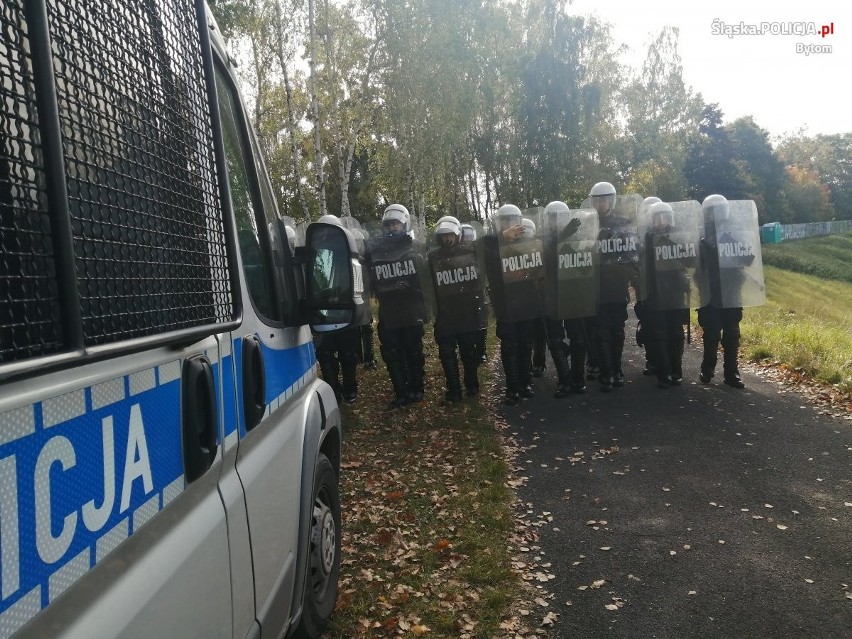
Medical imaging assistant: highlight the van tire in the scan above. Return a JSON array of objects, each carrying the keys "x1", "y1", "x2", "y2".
[{"x1": 293, "y1": 453, "x2": 341, "y2": 638}]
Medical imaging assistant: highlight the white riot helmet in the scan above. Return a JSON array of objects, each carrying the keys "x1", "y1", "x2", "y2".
[
  {"x1": 436, "y1": 215, "x2": 461, "y2": 227},
  {"x1": 640, "y1": 196, "x2": 662, "y2": 214},
  {"x1": 544, "y1": 201, "x2": 570, "y2": 216},
  {"x1": 494, "y1": 204, "x2": 522, "y2": 233},
  {"x1": 520, "y1": 217, "x2": 536, "y2": 240},
  {"x1": 460, "y1": 223, "x2": 476, "y2": 245},
  {"x1": 589, "y1": 181, "x2": 617, "y2": 214},
  {"x1": 648, "y1": 201, "x2": 674, "y2": 230},
  {"x1": 317, "y1": 214, "x2": 342, "y2": 226},
  {"x1": 434, "y1": 219, "x2": 461, "y2": 247},
  {"x1": 382, "y1": 203, "x2": 410, "y2": 236},
  {"x1": 702, "y1": 194, "x2": 729, "y2": 221}
]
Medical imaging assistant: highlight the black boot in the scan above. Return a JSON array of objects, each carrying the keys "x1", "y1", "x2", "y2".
[
  {"x1": 722, "y1": 338, "x2": 745, "y2": 388},
  {"x1": 439, "y1": 353, "x2": 463, "y2": 404},
  {"x1": 700, "y1": 336, "x2": 719, "y2": 384},
  {"x1": 461, "y1": 353, "x2": 480, "y2": 397},
  {"x1": 612, "y1": 338, "x2": 625, "y2": 388},
  {"x1": 386, "y1": 359, "x2": 410, "y2": 408},
  {"x1": 551, "y1": 343, "x2": 572, "y2": 399},
  {"x1": 654, "y1": 338, "x2": 672, "y2": 389},
  {"x1": 410, "y1": 353, "x2": 426, "y2": 402},
  {"x1": 341, "y1": 356, "x2": 358, "y2": 404},
  {"x1": 669, "y1": 336, "x2": 684, "y2": 386},
  {"x1": 361, "y1": 326, "x2": 376, "y2": 369},
  {"x1": 502, "y1": 353, "x2": 522, "y2": 406}
]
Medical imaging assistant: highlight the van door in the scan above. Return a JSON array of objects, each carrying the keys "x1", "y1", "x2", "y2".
[{"x1": 212, "y1": 57, "x2": 314, "y2": 637}]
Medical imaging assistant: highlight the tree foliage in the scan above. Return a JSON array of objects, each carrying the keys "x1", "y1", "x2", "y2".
[{"x1": 208, "y1": 0, "x2": 849, "y2": 226}]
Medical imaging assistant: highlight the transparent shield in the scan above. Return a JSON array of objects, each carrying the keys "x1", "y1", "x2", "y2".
[
  {"x1": 427, "y1": 245, "x2": 487, "y2": 333},
  {"x1": 596, "y1": 206, "x2": 640, "y2": 305},
  {"x1": 478, "y1": 213, "x2": 546, "y2": 322},
  {"x1": 716, "y1": 200, "x2": 766, "y2": 308},
  {"x1": 644, "y1": 201, "x2": 702, "y2": 310},
  {"x1": 367, "y1": 236, "x2": 433, "y2": 328},
  {"x1": 543, "y1": 208, "x2": 598, "y2": 319}
]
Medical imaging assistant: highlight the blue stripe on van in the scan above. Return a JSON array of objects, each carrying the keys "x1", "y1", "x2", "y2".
[
  {"x1": 0, "y1": 364, "x2": 185, "y2": 634},
  {"x1": 231, "y1": 337, "x2": 317, "y2": 440}
]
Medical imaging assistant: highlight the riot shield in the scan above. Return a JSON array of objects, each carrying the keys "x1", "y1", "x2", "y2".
[
  {"x1": 367, "y1": 235, "x2": 434, "y2": 328},
  {"x1": 596, "y1": 208, "x2": 640, "y2": 304},
  {"x1": 643, "y1": 201, "x2": 701, "y2": 311},
  {"x1": 543, "y1": 208, "x2": 599, "y2": 319},
  {"x1": 715, "y1": 200, "x2": 765, "y2": 308},
  {"x1": 478, "y1": 213, "x2": 548, "y2": 323},
  {"x1": 428, "y1": 245, "x2": 487, "y2": 333}
]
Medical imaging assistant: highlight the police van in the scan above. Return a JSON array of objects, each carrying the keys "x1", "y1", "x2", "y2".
[{"x1": 1, "y1": 1, "x2": 359, "y2": 637}]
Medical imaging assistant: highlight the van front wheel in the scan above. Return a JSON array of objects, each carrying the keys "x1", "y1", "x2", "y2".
[{"x1": 293, "y1": 453, "x2": 341, "y2": 638}]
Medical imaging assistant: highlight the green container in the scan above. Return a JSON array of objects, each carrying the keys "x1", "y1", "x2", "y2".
[{"x1": 761, "y1": 222, "x2": 783, "y2": 244}]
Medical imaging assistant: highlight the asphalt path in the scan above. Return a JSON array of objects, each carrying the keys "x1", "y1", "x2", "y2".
[{"x1": 501, "y1": 328, "x2": 851, "y2": 638}]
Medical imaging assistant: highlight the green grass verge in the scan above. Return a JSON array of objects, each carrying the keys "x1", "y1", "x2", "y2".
[{"x1": 737, "y1": 241, "x2": 852, "y2": 392}]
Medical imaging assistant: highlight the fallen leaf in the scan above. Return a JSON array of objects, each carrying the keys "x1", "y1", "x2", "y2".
[
  {"x1": 688, "y1": 590, "x2": 697, "y2": 595},
  {"x1": 591, "y1": 579, "x2": 606, "y2": 589},
  {"x1": 577, "y1": 585, "x2": 588, "y2": 591},
  {"x1": 777, "y1": 524, "x2": 788, "y2": 530},
  {"x1": 805, "y1": 579, "x2": 814, "y2": 584},
  {"x1": 600, "y1": 546, "x2": 612, "y2": 551},
  {"x1": 605, "y1": 604, "x2": 619, "y2": 611}
]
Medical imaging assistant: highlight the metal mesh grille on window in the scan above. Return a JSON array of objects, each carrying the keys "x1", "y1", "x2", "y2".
[
  {"x1": 47, "y1": 0, "x2": 233, "y2": 346},
  {"x1": 1, "y1": 2, "x2": 63, "y2": 364}
]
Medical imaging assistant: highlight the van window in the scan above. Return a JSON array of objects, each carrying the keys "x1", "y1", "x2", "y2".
[
  {"x1": 214, "y1": 66, "x2": 276, "y2": 319},
  {"x1": 1, "y1": 0, "x2": 235, "y2": 372}
]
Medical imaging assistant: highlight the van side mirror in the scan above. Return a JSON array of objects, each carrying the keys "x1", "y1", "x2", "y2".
[{"x1": 305, "y1": 223, "x2": 358, "y2": 332}]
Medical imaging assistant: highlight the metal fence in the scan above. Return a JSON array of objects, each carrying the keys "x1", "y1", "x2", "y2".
[{"x1": 780, "y1": 220, "x2": 852, "y2": 241}]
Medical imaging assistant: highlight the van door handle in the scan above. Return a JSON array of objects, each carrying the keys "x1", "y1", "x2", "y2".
[
  {"x1": 182, "y1": 356, "x2": 218, "y2": 483},
  {"x1": 242, "y1": 335, "x2": 266, "y2": 432}
]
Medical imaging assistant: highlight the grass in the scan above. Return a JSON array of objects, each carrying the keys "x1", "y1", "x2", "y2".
[
  {"x1": 760, "y1": 232, "x2": 852, "y2": 284},
  {"x1": 324, "y1": 335, "x2": 527, "y2": 638},
  {"x1": 732, "y1": 233, "x2": 852, "y2": 392}
]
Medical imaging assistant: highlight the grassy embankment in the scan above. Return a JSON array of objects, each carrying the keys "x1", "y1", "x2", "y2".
[{"x1": 738, "y1": 233, "x2": 852, "y2": 393}]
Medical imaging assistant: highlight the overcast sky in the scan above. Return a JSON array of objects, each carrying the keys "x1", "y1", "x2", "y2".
[{"x1": 567, "y1": 0, "x2": 850, "y2": 139}]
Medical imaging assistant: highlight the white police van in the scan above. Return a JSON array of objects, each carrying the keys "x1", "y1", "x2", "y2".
[{"x1": 0, "y1": 1, "x2": 359, "y2": 637}]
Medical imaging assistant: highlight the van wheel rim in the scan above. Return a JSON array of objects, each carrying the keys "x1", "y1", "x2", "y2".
[{"x1": 311, "y1": 493, "x2": 336, "y2": 585}]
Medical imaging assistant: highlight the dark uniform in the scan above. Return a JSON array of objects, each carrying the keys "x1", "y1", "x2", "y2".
[
  {"x1": 369, "y1": 232, "x2": 430, "y2": 406},
  {"x1": 428, "y1": 237, "x2": 484, "y2": 402}
]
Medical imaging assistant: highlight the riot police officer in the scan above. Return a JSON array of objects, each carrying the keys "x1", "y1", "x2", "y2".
[
  {"x1": 369, "y1": 204, "x2": 431, "y2": 407},
  {"x1": 589, "y1": 182, "x2": 639, "y2": 392},
  {"x1": 428, "y1": 218, "x2": 484, "y2": 403},
  {"x1": 541, "y1": 201, "x2": 594, "y2": 398},
  {"x1": 642, "y1": 202, "x2": 695, "y2": 388},
  {"x1": 481, "y1": 205, "x2": 544, "y2": 405},
  {"x1": 696, "y1": 194, "x2": 761, "y2": 388}
]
